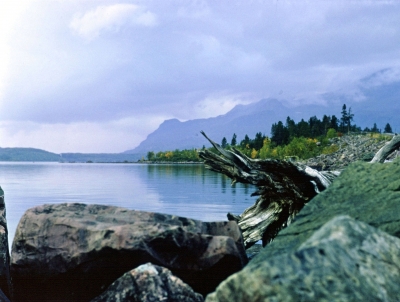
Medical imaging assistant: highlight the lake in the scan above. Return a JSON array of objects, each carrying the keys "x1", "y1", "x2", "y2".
[{"x1": 0, "y1": 162, "x2": 257, "y2": 248}]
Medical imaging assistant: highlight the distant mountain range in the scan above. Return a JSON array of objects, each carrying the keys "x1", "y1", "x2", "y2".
[
  {"x1": 124, "y1": 99, "x2": 328, "y2": 154},
  {"x1": 0, "y1": 147, "x2": 62, "y2": 162},
  {"x1": 0, "y1": 148, "x2": 141, "y2": 162},
  {"x1": 125, "y1": 79, "x2": 400, "y2": 154},
  {"x1": 2, "y1": 69, "x2": 399, "y2": 161}
]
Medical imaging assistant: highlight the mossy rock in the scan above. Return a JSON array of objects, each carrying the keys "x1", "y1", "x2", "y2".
[{"x1": 253, "y1": 157, "x2": 400, "y2": 262}]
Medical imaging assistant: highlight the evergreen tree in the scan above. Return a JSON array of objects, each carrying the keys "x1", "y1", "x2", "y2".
[
  {"x1": 271, "y1": 121, "x2": 289, "y2": 146},
  {"x1": 340, "y1": 104, "x2": 347, "y2": 132},
  {"x1": 241, "y1": 134, "x2": 251, "y2": 148},
  {"x1": 253, "y1": 132, "x2": 265, "y2": 150},
  {"x1": 297, "y1": 119, "x2": 311, "y2": 137},
  {"x1": 346, "y1": 107, "x2": 354, "y2": 133},
  {"x1": 286, "y1": 116, "x2": 297, "y2": 138},
  {"x1": 147, "y1": 151, "x2": 155, "y2": 161},
  {"x1": 231, "y1": 133, "x2": 237, "y2": 146},
  {"x1": 340, "y1": 104, "x2": 354, "y2": 133},
  {"x1": 330, "y1": 115, "x2": 339, "y2": 130},
  {"x1": 371, "y1": 123, "x2": 379, "y2": 133},
  {"x1": 221, "y1": 137, "x2": 227, "y2": 148},
  {"x1": 384, "y1": 123, "x2": 393, "y2": 133},
  {"x1": 322, "y1": 115, "x2": 331, "y2": 134}
]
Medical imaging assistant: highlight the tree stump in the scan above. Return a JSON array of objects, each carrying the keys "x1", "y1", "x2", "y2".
[{"x1": 199, "y1": 132, "x2": 400, "y2": 248}]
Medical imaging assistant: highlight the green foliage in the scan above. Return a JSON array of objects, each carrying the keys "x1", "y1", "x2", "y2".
[
  {"x1": 371, "y1": 123, "x2": 380, "y2": 133},
  {"x1": 231, "y1": 133, "x2": 237, "y2": 146},
  {"x1": 146, "y1": 148, "x2": 201, "y2": 162},
  {"x1": 0, "y1": 148, "x2": 61, "y2": 162},
  {"x1": 145, "y1": 104, "x2": 366, "y2": 163},
  {"x1": 147, "y1": 151, "x2": 155, "y2": 161},
  {"x1": 221, "y1": 137, "x2": 227, "y2": 148},
  {"x1": 340, "y1": 104, "x2": 354, "y2": 133},
  {"x1": 322, "y1": 144, "x2": 339, "y2": 154},
  {"x1": 271, "y1": 121, "x2": 289, "y2": 146},
  {"x1": 326, "y1": 128, "x2": 337, "y2": 139},
  {"x1": 384, "y1": 123, "x2": 393, "y2": 133}
]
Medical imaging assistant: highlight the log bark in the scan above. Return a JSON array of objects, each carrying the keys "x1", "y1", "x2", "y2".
[
  {"x1": 370, "y1": 134, "x2": 400, "y2": 163},
  {"x1": 198, "y1": 131, "x2": 339, "y2": 248},
  {"x1": 199, "y1": 132, "x2": 399, "y2": 248}
]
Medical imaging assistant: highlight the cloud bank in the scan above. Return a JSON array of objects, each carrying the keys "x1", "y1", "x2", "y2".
[{"x1": 0, "y1": 1, "x2": 400, "y2": 152}]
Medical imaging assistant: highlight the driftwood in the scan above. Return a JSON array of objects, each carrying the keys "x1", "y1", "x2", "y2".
[
  {"x1": 370, "y1": 134, "x2": 400, "y2": 163},
  {"x1": 199, "y1": 132, "x2": 400, "y2": 248}
]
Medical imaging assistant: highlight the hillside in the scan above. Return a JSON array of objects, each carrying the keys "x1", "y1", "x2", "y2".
[
  {"x1": 124, "y1": 99, "x2": 328, "y2": 154},
  {"x1": 0, "y1": 148, "x2": 142, "y2": 163},
  {"x1": 125, "y1": 82, "x2": 400, "y2": 155},
  {"x1": 0, "y1": 147, "x2": 61, "y2": 162},
  {"x1": 60, "y1": 153, "x2": 141, "y2": 163}
]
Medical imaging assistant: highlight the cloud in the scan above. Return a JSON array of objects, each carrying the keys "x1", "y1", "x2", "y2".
[
  {"x1": 70, "y1": 3, "x2": 157, "y2": 40},
  {"x1": 360, "y1": 67, "x2": 400, "y2": 88},
  {"x1": 2, "y1": 1, "x2": 400, "y2": 152},
  {"x1": 189, "y1": 93, "x2": 255, "y2": 119},
  {"x1": 0, "y1": 115, "x2": 165, "y2": 153}
]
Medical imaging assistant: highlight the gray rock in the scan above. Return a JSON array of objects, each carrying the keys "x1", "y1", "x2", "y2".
[
  {"x1": 255, "y1": 158, "x2": 400, "y2": 261},
  {"x1": 91, "y1": 263, "x2": 204, "y2": 302},
  {"x1": 302, "y1": 134, "x2": 391, "y2": 171},
  {"x1": 0, "y1": 187, "x2": 10, "y2": 300},
  {"x1": 11, "y1": 204, "x2": 247, "y2": 301},
  {"x1": 206, "y1": 159, "x2": 400, "y2": 301},
  {"x1": 206, "y1": 216, "x2": 400, "y2": 301}
]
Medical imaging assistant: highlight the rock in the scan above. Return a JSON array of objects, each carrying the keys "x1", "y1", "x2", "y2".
[
  {"x1": 302, "y1": 134, "x2": 392, "y2": 171},
  {"x1": 206, "y1": 159, "x2": 400, "y2": 301},
  {"x1": 0, "y1": 187, "x2": 11, "y2": 300},
  {"x1": 253, "y1": 158, "x2": 400, "y2": 260},
  {"x1": 11, "y1": 204, "x2": 247, "y2": 301},
  {"x1": 206, "y1": 216, "x2": 400, "y2": 301},
  {"x1": 244, "y1": 244, "x2": 262, "y2": 262},
  {"x1": 0, "y1": 289, "x2": 10, "y2": 302},
  {"x1": 91, "y1": 263, "x2": 204, "y2": 302}
]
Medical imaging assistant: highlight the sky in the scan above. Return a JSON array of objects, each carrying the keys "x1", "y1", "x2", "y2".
[{"x1": 1, "y1": 0, "x2": 400, "y2": 153}]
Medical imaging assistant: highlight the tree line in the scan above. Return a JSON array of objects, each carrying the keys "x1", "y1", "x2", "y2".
[{"x1": 145, "y1": 104, "x2": 394, "y2": 162}]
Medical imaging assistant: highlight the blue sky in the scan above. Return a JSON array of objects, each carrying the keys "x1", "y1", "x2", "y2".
[{"x1": 1, "y1": 0, "x2": 400, "y2": 152}]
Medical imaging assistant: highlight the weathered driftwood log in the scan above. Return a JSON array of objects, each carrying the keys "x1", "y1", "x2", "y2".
[
  {"x1": 199, "y1": 132, "x2": 400, "y2": 248},
  {"x1": 370, "y1": 134, "x2": 400, "y2": 163}
]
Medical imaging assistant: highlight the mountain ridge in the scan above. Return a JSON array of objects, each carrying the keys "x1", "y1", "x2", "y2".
[
  {"x1": 124, "y1": 78, "x2": 400, "y2": 155},
  {"x1": 124, "y1": 98, "x2": 330, "y2": 154}
]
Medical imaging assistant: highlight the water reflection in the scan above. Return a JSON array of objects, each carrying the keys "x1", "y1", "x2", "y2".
[{"x1": 0, "y1": 163, "x2": 257, "y2": 247}]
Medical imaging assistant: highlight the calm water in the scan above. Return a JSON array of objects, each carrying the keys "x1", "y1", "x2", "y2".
[{"x1": 0, "y1": 162, "x2": 257, "y2": 247}]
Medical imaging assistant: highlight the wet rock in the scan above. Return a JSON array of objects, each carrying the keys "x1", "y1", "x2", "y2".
[
  {"x1": 206, "y1": 216, "x2": 400, "y2": 301},
  {"x1": 0, "y1": 188, "x2": 11, "y2": 300},
  {"x1": 91, "y1": 263, "x2": 204, "y2": 302},
  {"x1": 11, "y1": 204, "x2": 247, "y2": 301}
]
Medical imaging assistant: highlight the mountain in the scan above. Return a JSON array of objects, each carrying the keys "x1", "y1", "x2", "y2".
[
  {"x1": 0, "y1": 148, "x2": 142, "y2": 162},
  {"x1": 60, "y1": 153, "x2": 141, "y2": 162},
  {"x1": 124, "y1": 98, "x2": 329, "y2": 154},
  {"x1": 125, "y1": 74, "x2": 400, "y2": 154},
  {"x1": 0, "y1": 147, "x2": 61, "y2": 162}
]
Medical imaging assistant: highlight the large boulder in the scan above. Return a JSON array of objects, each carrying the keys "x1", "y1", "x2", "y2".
[
  {"x1": 91, "y1": 263, "x2": 204, "y2": 302},
  {"x1": 206, "y1": 159, "x2": 400, "y2": 301},
  {"x1": 206, "y1": 215, "x2": 400, "y2": 301},
  {"x1": 253, "y1": 158, "x2": 400, "y2": 261},
  {"x1": 0, "y1": 187, "x2": 10, "y2": 300},
  {"x1": 11, "y1": 204, "x2": 247, "y2": 301}
]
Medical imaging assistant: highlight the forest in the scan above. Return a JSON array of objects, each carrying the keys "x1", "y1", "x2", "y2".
[{"x1": 145, "y1": 104, "x2": 394, "y2": 162}]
